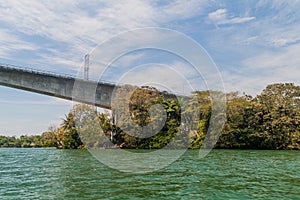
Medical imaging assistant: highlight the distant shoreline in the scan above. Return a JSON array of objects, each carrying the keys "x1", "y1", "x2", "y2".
[{"x1": 0, "y1": 146, "x2": 298, "y2": 150}]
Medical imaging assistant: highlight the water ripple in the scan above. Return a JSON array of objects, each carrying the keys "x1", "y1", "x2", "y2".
[{"x1": 0, "y1": 149, "x2": 299, "y2": 199}]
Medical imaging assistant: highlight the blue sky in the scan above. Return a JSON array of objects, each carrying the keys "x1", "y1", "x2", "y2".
[{"x1": 0, "y1": 0, "x2": 299, "y2": 136}]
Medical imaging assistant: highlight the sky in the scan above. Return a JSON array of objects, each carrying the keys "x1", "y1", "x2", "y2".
[{"x1": 0, "y1": 0, "x2": 300, "y2": 136}]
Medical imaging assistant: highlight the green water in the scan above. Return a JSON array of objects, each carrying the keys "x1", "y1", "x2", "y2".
[{"x1": 0, "y1": 149, "x2": 299, "y2": 200}]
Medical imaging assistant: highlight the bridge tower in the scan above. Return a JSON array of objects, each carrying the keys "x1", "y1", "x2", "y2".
[{"x1": 84, "y1": 54, "x2": 89, "y2": 80}]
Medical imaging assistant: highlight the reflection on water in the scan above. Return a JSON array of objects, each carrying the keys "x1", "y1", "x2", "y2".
[{"x1": 0, "y1": 149, "x2": 299, "y2": 199}]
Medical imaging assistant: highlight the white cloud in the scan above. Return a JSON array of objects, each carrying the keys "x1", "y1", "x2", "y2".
[
  {"x1": 208, "y1": 9, "x2": 227, "y2": 22},
  {"x1": 160, "y1": 0, "x2": 209, "y2": 21},
  {"x1": 0, "y1": 0, "x2": 209, "y2": 73},
  {"x1": 239, "y1": 36, "x2": 258, "y2": 45},
  {"x1": 0, "y1": 29, "x2": 38, "y2": 58},
  {"x1": 269, "y1": 34, "x2": 300, "y2": 47},
  {"x1": 228, "y1": 17, "x2": 256, "y2": 24},
  {"x1": 243, "y1": 43, "x2": 300, "y2": 71},
  {"x1": 105, "y1": 59, "x2": 211, "y2": 95},
  {"x1": 201, "y1": 2, "x2": 300, "y2": 96},
  {"x1": 0, "y1": 1, "x2": 153, "y2": 65},
  {"x1": 220, "y1": 41, "x2": 300, "y2": 95},
  {"x1": 256, "y1": 0, "x2": 300, "y2": 11},
  {"x1": 208, "y1": 8, "x2": 255, "y2": 25},
  {"x1": 222, "y1": 65, "x2": 300, "y2": 96},
  {"x1": 115, "y1": 63, "x2": 194, "y2": 94},
  {"x1": 252, "y1": 1, "x2": 300, "y2": 48}
]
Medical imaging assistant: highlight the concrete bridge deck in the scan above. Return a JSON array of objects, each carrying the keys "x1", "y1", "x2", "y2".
[{"x1": 0, "y1": 64, "x2": 116, "y2": 109}]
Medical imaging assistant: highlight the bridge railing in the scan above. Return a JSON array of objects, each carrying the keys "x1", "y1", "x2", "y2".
[
  {"x1": 0, "y1": 63, "x2": 184, "y2": 95},
  {"x1": 0, "y1": 62, "x2": 76, "y2": 79},
  {"x1": 0, "y1": 63, "x2": 118, "y2": 86}
]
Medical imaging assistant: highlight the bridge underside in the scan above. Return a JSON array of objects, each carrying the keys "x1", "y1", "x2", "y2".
[{"x1": 0, "y1": 65, "x2": 115, "y2": 109}]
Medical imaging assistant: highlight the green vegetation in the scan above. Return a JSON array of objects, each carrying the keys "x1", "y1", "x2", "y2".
[
  {"x1": 0, "y1": 83, "x2": 299, "y2": 150},
  {"x1": 0, "y1": 133, "x2": 56, "y2": 148}
]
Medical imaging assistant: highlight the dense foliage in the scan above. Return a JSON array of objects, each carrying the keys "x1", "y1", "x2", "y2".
[
  {"x1": 0, "y1": 83, "x2": 299, "y2": 150},
  {"x1": 216, "y1": 83, "x2": 300, "y2": 149},
  {"x1": 0, "y1": 133, "x2": 56, "y2": 148}
]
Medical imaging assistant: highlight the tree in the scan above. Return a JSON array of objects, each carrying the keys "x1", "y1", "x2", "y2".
[
  {"x1": 188, "y1": 91, "x2": 212, "y2": 149},
  {"x1": 252, "y1": 83, "x2": 300, "y2": 149},
  {"x1": 59, "y1": 108, "x2": 84, "y2": 149},
  {"x1": 216, "y1": 92, "x2": 253, "y2": 148}
]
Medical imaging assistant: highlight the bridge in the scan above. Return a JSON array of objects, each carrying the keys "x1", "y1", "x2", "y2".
[
  {"x1": 0, "y1": 64, "x2": 178, "y2": 110},
  {"x1": 0, "y1": 64, "x2": 116, "y2": 109}
]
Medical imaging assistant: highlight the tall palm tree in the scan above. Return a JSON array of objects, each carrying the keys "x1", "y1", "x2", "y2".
[{"x1": 61, "y1": 113, "x2": 75, "y2": 131}]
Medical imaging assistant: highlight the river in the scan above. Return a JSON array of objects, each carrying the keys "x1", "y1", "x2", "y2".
[{"x1": 0, "y1": 149, "x2": 299, "y2": 199}]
